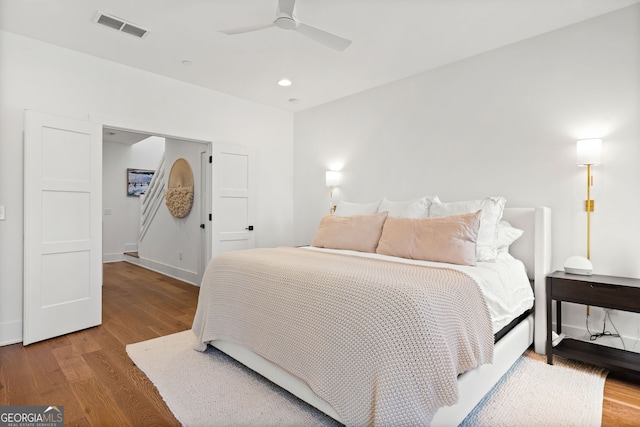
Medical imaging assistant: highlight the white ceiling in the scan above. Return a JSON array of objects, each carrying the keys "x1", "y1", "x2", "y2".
[
  {"x1": 1, "y1": 0, "x2": 638, "y2": 113},
  {"x1": 103, "y1": 127, "x2": 153, "y2": 145}
]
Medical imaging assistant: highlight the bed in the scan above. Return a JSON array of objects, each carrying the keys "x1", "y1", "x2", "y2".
[{"x1": 192, "y1": 204, "x2": 551, "y2": 426}]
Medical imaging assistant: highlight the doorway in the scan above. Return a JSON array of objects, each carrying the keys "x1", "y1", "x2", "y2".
[{"x1": 102, "y1": 126, "x2": 212, "y2": 286}]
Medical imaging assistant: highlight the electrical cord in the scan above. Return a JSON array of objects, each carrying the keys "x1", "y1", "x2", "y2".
[{"x1": 586, "y1": 310, "x2": 625, "y2": 350}]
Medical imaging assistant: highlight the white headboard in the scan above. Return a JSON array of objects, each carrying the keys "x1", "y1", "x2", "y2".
[{"x1": 502, "y1": 207, "x2": 552, "y2": 354}]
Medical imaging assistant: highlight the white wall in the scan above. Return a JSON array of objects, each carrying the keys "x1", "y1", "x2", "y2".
[
  {"x1": 103, "y1": 136, "x2": 165, "y2": 262},
  {"x1": 294, "y1": 6, "x2": 640, "y2": 346},
  {"x1": 137, "y1": 138, "x2": 207, "y2": 285},
  {"x1": 0, "y1": 31, "x2": 294, "y2": 345}
]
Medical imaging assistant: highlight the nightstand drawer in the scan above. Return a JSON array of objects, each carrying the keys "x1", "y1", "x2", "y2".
[{"x1": 551, "y1": 277, "x2": 640, "y2": 313}]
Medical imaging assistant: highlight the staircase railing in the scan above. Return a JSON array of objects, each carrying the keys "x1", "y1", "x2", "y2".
[{"x1": 139, "y1": 153, "x2": 166, "y2": 242}]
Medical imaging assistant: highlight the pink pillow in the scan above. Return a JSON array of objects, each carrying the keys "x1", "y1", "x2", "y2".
[
  {"x1": 311, "y1": 211, "x2": 389, "y2": 253},
  {"x1": 376, "y1": 211, "x2": 480, "y2": 266}
]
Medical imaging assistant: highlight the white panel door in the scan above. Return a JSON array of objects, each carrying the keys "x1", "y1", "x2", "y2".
[
  {"x1": 212, "y1": 143, "x2": 255, "y2": 255},
  {"x1": 23, "y1": 110, "x2": 102, "y2": 345}
]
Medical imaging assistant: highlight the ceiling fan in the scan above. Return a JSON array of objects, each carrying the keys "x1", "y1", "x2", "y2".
[{"x1": 220, "y1": 0, "x2": 352, "y2": 52}]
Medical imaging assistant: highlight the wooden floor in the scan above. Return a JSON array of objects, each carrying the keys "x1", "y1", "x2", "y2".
[
  {"x1": 1, "y1": 261, "x2": 639, "y2": 426},
  {"x1": 0, "y1": 262, "x2": 199, "y2": 426}
]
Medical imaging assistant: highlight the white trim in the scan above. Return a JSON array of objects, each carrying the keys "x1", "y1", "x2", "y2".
[
  {"x1": 89, "y1": 113, "x2": 212, "y2": 145},
  {"x1": 0, "y1": 320, "x2": 22, "y2": 346},
  {"x1": 103, "y1": 253, "x2": 124, "y2": 263},
  {"x1": 125, "y1": 256, "x2": 200, "y2": 287}
]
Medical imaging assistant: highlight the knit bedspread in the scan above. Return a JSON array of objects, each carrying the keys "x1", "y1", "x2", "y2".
[{"x1": 192, "y1": 247, "x2": 493, "y2": 426}]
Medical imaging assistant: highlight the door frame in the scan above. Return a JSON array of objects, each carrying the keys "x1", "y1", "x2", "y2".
[
  {"x1": 92, "y1": 114, "x2": 213, "y2": 279},
  {"x1": 199, "y1": 149, "x2": 212, "y2": 283}
]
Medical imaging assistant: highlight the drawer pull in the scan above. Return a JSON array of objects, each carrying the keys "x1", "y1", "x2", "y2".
[{"x1": 589, "y1": 284, "x2": 622, "y2": 290}]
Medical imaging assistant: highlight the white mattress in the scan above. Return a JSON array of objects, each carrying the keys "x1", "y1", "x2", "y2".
[{"x1": 302, "y1": 246, "x2": 534, "y2": 333}]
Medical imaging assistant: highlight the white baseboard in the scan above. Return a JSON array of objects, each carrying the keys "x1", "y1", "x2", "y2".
[
  {"x1": 103, "y1": 252, "x2": 125, "y2": 263},
  {"x1": 0, "y1": 319, "x2": 23, "y2": 346},
  {"x1": 125, "y1": 256, "x2": 199, "y2": 286}
]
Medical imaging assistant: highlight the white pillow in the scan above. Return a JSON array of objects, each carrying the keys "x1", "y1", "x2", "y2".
[
  {"x1": 334, "y1": 200, "x2": 381, "y2": 217},
  {"x1": 429, "y1": 197, "x2": 506, "y2": 262},
  {"x1": 377, "y1": 197, "x2": 434, "y2": 218},
  {"x1": 497, "y1": 220, "x2": 524, "y2": 254}
]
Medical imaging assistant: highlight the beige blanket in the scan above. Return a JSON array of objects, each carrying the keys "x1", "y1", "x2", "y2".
[{"x1": 192, "y1": 247, "x2": 493, "y2": 426}]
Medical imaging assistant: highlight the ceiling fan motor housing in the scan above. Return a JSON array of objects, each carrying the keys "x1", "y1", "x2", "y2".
[{"x1": 275, "y1": 16, "x2": 297, "y2": 30}]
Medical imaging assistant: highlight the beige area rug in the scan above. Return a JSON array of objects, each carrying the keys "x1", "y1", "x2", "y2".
[
  {"x1": 126, "y1": 330, "x2": 607, "y2": 427},
  {"x1": 460, "y1": 351, "x2": 607, "y2": 427}
]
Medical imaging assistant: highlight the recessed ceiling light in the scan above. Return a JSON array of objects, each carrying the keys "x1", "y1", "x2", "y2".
[
  {"x1": 182, "y1": 60, "x2": 192, "y2": 66},
  {"x1": 278, "y1": 79, "x2": 292, "y2": 87},
  {"x1": 288, "y1": 98, "x2": 300, "y2": 104}
]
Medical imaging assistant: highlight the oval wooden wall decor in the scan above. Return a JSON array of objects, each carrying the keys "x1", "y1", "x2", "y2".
[{"x1": 165, "y1": 158, "x2": 194, "y2": 218}]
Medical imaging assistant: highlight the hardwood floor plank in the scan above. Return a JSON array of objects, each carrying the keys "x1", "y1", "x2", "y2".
[
  {"x1": 51, "y1": 342, "x2": 94, "y2": 383},
  {"x1": 23, "y1": 339, "x2": 67, "y2": 395},
  {"x1": 82, "y1": 347, "x2": 179, "y2": 426},
  {"x1": 72, "y1": 321, "x2": 123, "y2": 351},
  {"x1": 65, "y1": 416, "x2": 92, "y2": 427},
  {"x1": 604, "y1": 377, "x2": 640, "y2": 409},
  {"x1": 33, "y1": 383, "x2": 86, "y2": 425},
  {"x1": 0, "y1": 345, "x2": 41, "y2": 402},
  {"x1": 602, "y1": 376, "x2": 640, "y2": 427},
  {"x1": 70, "y1": 377, "x2": 132, "y2": 427},
  {"x1": 102, "y1": 315, "x2": 159, "y2": 346}
]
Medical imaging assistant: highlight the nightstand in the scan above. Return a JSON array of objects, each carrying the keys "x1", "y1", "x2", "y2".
[{"x1": 546, "y1": 271, "x2": 640, "y2": 378}]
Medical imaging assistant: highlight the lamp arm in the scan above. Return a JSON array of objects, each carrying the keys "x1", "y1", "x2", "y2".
[{"x1": 329, "y1": 185, "x2": 335, "y2": 214}]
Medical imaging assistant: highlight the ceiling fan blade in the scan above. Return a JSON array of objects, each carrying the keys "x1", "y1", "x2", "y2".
[
  {"x1": 296, "y1": 23, "x2": 352, "y2": 52},
  {"x1": 277, "y1": 0, "x2": 296, "y2": 17},
  {"x1": 220, "y1": 23, "x2": 275, "y2": 36}
]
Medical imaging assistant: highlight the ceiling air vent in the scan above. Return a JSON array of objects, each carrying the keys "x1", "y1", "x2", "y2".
[{"x1": 94, "y1": 12, "x2": 149, "y2": 38}]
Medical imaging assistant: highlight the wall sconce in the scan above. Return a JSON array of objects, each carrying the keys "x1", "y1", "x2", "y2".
[
  {"x1": 565, "y1": 139, "x2": 602, "y2": 277},
  {"x1": 325, "y1": 171, "x2": 341, "y2": 214}
]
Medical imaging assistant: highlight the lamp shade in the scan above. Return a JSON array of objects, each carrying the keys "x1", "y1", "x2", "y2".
[
  {"x1": 576, "y1": 139, "x2": 602, "y2": 166},
  {"x1": 325, "y1": 171, "x2": 341, "y2": 187}
]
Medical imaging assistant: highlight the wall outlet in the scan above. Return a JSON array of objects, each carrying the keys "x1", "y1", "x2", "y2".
[
  {"x1": 0, "y1": 205, "x2": 5, "y2": 220},
  {"x1": 104, "y1": 208, "x2": 112, "y2": 215}
]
